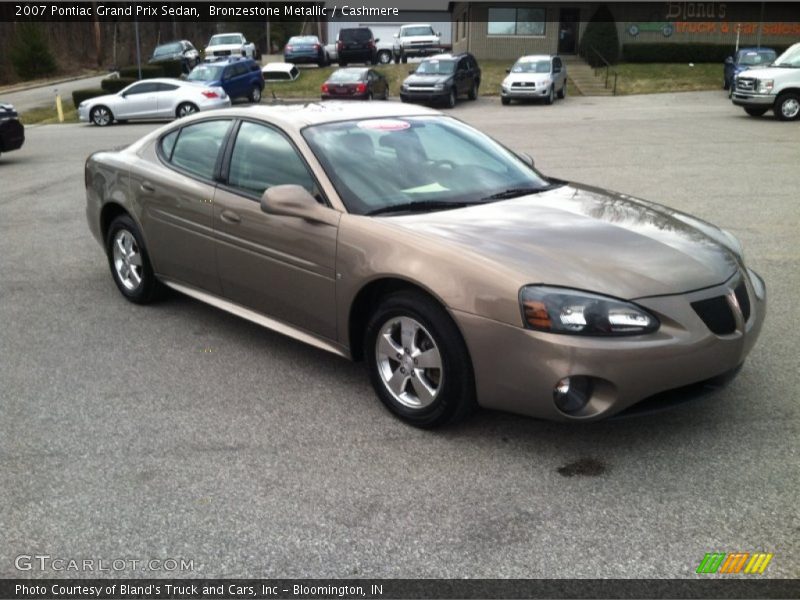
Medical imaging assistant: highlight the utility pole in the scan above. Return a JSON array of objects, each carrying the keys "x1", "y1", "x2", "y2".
[{"x1": 134, "y1": 17, "x2": 142, "y2": 79}]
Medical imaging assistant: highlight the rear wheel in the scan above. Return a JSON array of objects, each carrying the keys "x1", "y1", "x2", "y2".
[
  {"x1": 377, "y1": 50, "x2": 392, "y2": 64},
  {"x1": 364, "y1": 291, "x2": 476, "y2": 428},
  {"x1": 90, "y1": 105, "x2": 113, "y2": 127},
  {"x1": 775, "y1": 92, "x2": 800, "y2": 121},
  {"x1": 744, "y1": 107, "x2": 769, "y2": 117},
  {"x1": 557, "y1": 81, "x2": 567, "y2": 99},
  {"x1": 105, "y1": 215, "x2": 163, "y2": 304},
  {"x1": 176, "y1": 102, "x2": 198, "y2": 118}
]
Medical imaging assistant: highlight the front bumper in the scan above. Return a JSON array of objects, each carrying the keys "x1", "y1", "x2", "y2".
[
  {"x1": 453, "y1": 269, "x2": 766, "y2": 421},
  {"x1": 400, "y1": 89, "x2": 448, "y2": 104},
  {"x1": 731, "y1": 92, "x2": 774, "y2": 107},
  {"x1": 501, "y1": 86, "x2": 550, "y2": 99}
]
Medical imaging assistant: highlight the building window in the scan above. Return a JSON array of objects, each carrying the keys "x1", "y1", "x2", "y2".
[{"x1": 487, "y1": 7, "x2": 546, "y2": 36}]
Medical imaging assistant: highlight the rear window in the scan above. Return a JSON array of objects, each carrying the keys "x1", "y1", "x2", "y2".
[
  {"x1": 329, "y1": 70, "x2": 366, "y2": 83},
  {"x1": 340, "y1": 29, "x2": 372, "y2": 42}
]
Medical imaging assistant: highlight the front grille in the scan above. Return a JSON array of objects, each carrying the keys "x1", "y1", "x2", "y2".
[
  {"x1": 512, "y1": 82, "x2": 536, "y2": 88},
  {"x1": 734, "y1": 280, "x2": 751, "y2": 322},
  {"x1": 691, "y1": 296, "x2": 736, "y2": 335},
  {"x1": 736, "y1": 77, "x2": 756, "y2": 91}
]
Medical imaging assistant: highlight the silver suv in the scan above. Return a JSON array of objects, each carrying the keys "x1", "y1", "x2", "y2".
[
  {"x1": 501, "y1": 55, "x2": 567, "y2": 105},
  {"x1": 731, "y1": 42, "x2": 800, "y2": 121}
]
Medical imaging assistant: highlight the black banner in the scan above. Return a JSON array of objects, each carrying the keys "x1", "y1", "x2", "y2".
[{"x1": 1, "y1": 579, "x2": 799, "y2": 600}]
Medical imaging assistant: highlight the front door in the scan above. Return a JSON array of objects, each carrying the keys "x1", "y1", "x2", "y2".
[
  {"x1": 558, "y1": 9, "x2": 580, "y2": 54},
  {"x1": 117, "y1": 81, "x2": 159, "y2": 119},
  {"x1": 213, "y1": 120, "x2": 340, "y2": 340}
]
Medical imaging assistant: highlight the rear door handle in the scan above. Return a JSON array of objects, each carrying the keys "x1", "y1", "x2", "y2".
[
  {"x1": 140, "y1": 181, "x2": 155, "y2": 193},
  {"x1": 220, "y1": 209, "x2": 241, "y2": 224}
]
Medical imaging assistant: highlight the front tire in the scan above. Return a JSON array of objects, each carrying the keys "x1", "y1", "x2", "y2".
[
  {"x1": 90, "y1": 105, "x2": 113, "y2": 127},
  {"x1": 364, "y1": 291, "x2": 476, "y2": 428},
  {"x1": 557, "y1": 81, "x2": 567, "y2": 99},
  {"x1": 445, "y1": 87, "x2": 457, "y2": 109},
  {"x1": 249, "y1": 85, "x2": 262, "y2": 103},
  {"x1": 744, "y1": 107, "x2": 769, "y2": 117},
  {"x1": 377, "y1": 50, "x2": 392, "y2": 64},
  {"x1": 105, "y1": 215, "x2": 163, "y2": 304},
  {"x1": 176, "y1": 102, "x2": 198, "y2": 118},
  {"x1": 545, "y1": 85, "x2": 555, "y2": 105},
  {"x1": 775, "y1": 92, "x2": 800, "y2": 121},
  {"x1": 501, "y1": 96, "x2": 511, "y2": 106},
  {"x1": 468, "y1": 81, "x2": 479, "y2": 100}
]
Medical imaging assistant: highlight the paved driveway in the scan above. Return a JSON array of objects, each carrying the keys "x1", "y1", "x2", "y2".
[{"x1": 1, "y1": 91, "x2": 798, "y2": 579}]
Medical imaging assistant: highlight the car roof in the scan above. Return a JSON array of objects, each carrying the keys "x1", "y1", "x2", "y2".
[
  {"x1": 517, "y1": 54, "x2": 553, "y2": 62},
  {"x1": 263, "y1": 62, "x2": 297, "y2": 72},
  {"x1": 211, "y1": 32, "x2": 243, "y2": 37},
  {"x1": 181, "y1": 102, "x2": 439, "y2": 132}
]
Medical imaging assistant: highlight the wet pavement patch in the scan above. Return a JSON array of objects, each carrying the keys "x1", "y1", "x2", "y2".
[{"x1": 557, "y1": 458, "x2": 607, "y2": 477}]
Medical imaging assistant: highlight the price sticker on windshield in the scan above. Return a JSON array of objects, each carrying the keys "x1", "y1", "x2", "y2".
[{"x1": 357, "y1": 119, "x2": 411, "y2": 132}]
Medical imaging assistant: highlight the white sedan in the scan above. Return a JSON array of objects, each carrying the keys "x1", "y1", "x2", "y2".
[{"x1": 78, "y1": 79, "x2": 231, "y2": 126}]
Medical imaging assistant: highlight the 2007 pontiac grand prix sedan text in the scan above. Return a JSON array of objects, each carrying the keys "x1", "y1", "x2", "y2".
[{"x1": 84, "y1": 103, "x2": 765, "y2": 427}]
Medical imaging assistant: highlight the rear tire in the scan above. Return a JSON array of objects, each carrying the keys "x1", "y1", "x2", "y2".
[
  {"x1": 557, "y1": 82, "x2": 567, "y2": 99},
  {"x1": 105, "y1": 214, "x2": 164, "y2": 304},
  {"x1": 744, "y1": 107, "x2": 768, "y2": 117},
  {"x1": 377, "y1": 50, "x2": 392, "y2": 64},
  {"x1": 775, "y1": 92, "x2": 800, "y2": 121},
  {"x1": 364, "y1": 291, "x2": 476, "y2": 428},
  {"x1": 176, "y1": 102, "x2": 198, "y2": 118}
]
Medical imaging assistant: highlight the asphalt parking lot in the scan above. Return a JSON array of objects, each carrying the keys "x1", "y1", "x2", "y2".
[{"x1": 1, "y1": 91, "x2": 798, "y2": 579}]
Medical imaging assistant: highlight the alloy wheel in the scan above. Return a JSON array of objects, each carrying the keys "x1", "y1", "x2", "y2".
[
  {"x1": 178, "y1": 103, "x2": 197, "y2": 117},
  {"x1": 112, "y1": 230, "x2": 143, "y2": 291},
  {"x1": 91, "y1": 107, "x2": 111, "y2": 126}
]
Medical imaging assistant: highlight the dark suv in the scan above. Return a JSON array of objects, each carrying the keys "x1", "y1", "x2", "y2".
[
  {"x1": 337, "y1": 28, "x2": 378, "y2": 66},
  {"x1": 400, "y1": 53, "x2": 481, "y2": 108},
  {"x1": 187, "y1": 57, "x2": 265, "y2": 103}
]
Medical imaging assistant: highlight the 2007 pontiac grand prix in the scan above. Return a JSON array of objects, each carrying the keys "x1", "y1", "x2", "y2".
[{"x1": 85, "y1": 103, "x2": 765, "y2": 427}]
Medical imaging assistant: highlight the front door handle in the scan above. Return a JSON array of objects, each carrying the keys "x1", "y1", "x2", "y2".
[
  {"x1": 220, "y1": 209, "x2": 241, "y2": 224},
  {"x1": 140, "y1": 181, "x2": 155, "y2": 193}
]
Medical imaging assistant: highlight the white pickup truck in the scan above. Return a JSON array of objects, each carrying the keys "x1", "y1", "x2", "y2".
[
  {"x1": 204, "y1": 33, "x2": 258, "y2": 61},
  {"x1": 731, "y1": 42, "x2": 800, "y2": 121},
  {"x1": 393, "y1": 24, "x2": 443, "y2": 63}
]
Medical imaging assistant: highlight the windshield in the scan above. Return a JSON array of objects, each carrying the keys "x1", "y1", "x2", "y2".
[
  {"x1": 302, "y1": 116, "x2": 552, "y2": 215},
  {"x1": 154, "y1": 42, "x2": 182, "y2": 57},
  {"x1": 209, "y1": 34, "x2": 242, "y2": 46},
  {"x1": 737, "y1": 50, "x2": 776, "y2": 65},
  {"x1": 329, "y1": 70, "x2": 365, "y2": 83},
  {"x1": 187, "y1": 64, "x2": 224, "y2": 81},
  {"x1": 415, "y1": 59, "x2": 455, "y2": 75},
  {"x1": 774, "y1": 44, "x2": 800, "y2": 67},
  {"x1": 511, "y1": 59, "x2": 551, "y2": 74},
  {"x1": 401, "y1": 26, "x2": 434, "y2": 37}
]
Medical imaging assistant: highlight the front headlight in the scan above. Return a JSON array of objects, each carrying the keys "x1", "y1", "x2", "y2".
[
  {"x1": 757, "y1": 79, "x2": 774, "y2": 93},
  {"x1": 520, "y1": 286, "x2": 660, "y2": 336}
]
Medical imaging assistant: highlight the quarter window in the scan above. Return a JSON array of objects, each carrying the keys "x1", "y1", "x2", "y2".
[
  {"x1": 488, "y1": 7, "x2": 546, "y2": 36},
  {"x1": 227, "y1": 121, "x2": 315, "y2": 196},
  {"x1": 168, "y1": 120, "x2": 232, "y2": 180}
]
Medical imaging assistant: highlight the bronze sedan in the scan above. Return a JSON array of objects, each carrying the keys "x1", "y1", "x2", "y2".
[{"x1": 85, "y1": 103, "x2": 766, "y2": 427}]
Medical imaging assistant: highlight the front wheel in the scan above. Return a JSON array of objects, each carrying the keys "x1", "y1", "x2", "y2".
[
  {"x1": 364, "y1": 291, "x2": 476, "y2": 428},
  {"x1": 377, "y1": 50, "x2": 392, "y2": 64},
  {"x1": 445, "y1": 88, "x2": 457, "y2": 109},
  {"x1": 775, "y1": 92, "x2": 800, "y2": 121},
  {"x1": 545, "y1": 85, "x2": 555, "y2": 105},
  {"x1": 501, "y1": 96, "x2": 511, "y2": 106},
  {"x1": 176, "y1": 102, "x2": 198, "y2": 118},
  {"x1": 744, "y1": 107, "x2": 769, "y2": 117},
  {"x1": 105, "y1": 215, "x2": 163, "y2": 304},
  {"x1": 468, "y1": 81, "x2": 479, "y2": 100},
  {"x1": 249, "y1": 85, "x2": 262, "y2": 103},
  {"x1": 90, "y1": 105, "x2": 113, "y2": 127}
]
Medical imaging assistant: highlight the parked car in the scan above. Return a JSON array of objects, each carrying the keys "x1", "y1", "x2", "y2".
[
  {"x1": 500, "y1": 55, "x2": 567, "y2": 105},
  {"x1": 84, "y1": 103, "x2": 765, "y2": 426},
  {"x1": 326, "y1": 38, "x2": 394, "y2": 66},
  {"x1": 284, "y1": 35, "x2": 328, "y2": 67},
  {"x1": 321, "y1": 68, "x2": 388, "y2": 100},
  {"x1": 337, "y1": 27, "x2": 378, "y2": 66},
  {"x1": 262, "y1": 62, "x2": 300, "y2": 82},
  {"x1": 77, "y1": 79, "x2": 230, "y2": 126},
  {"x1": 724, "y1": 47, "x2": 776, "y2": 90},
  {"x1": 187, "y1": 58, "x2": 264, "y2": 103},
  {"x1": 400, "y1": 53, "x2": 480, "y2": 108},
  {"x1": 204, "y1": 33, "x2": 257, "y2": 61},
  {"x1": 731, "y1": 42, "x2": 800, "y2": 120},
  {"x1": 0, "y1": 101, "x2": 25, "y2": 157},
  {"x1": 393, "y1": 23, "x2": 442, "y2": 63},
  {"x1": 149, "y1": 40, "x2": 200, "y2": 73}
]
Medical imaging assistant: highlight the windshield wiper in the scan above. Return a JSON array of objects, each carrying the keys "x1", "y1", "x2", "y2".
[
  {"x1": 366, "y1": 200, "x2": 479, "y2": 216},
  {"x1": 481, "y1": 184, "x2": 561, "y2": 201}
]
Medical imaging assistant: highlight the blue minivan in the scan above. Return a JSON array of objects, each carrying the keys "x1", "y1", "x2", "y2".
[{"x1": 187, "y1": 57, "x2": 265, "y2": 103}]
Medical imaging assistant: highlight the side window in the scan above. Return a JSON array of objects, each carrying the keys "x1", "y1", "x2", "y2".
[
  {"x1": 125, "y1": 82, "x2": 158, "y2": 95},
  {"x1": 160, "y1": 129, "x2": 179, "y2": 160},
  {"x1": 553, "y1": 57, "x2": 562, "y2": 72},
  {"x1": 222, "y1": 67, "x2": 232, "y2": 80},
  {"x1": 227, "y1": 121, "x2": 315, "y2": 197},
  {"x1": 458, "y1": 59, "x2": 468, "y2": 71},
  {"x1": 158, "y1": 83, "x2": 179, "y2": 92},
  {"x1": 168, "y1": 120, "x2": 232, "y2": 180}
]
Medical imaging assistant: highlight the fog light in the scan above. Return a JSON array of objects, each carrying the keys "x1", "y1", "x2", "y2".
[{"x1": 553, "y1": 376, "x2": 593, "y2": 414}]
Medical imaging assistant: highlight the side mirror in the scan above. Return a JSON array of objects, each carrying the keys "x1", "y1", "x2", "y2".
[
  {"x1": 516, "y1": 151, "x2": 535, "y2": 168},
  {"x1": 437, "y1": 31, "x2": 442, "y2": 37},
  {"x1": 375, "y1": 38, "x2": 380, "y2": 43},
  {"x1": 260, "y1": 185, "x2": 338, "y2": 225},
  {"x1": 409, "y1": 69, "x2": 415, "y2": 74},
  {"x1": 725, "y1": 56, "x2": 734, "y2": 64},
  {"x1": 505, "y1": 68, "x2": 511, "y2": 74}
]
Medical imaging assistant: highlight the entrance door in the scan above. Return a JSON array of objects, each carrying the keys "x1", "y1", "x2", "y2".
[{"x1": 558, "y1": 9, "x2": 580, "y2": 54}]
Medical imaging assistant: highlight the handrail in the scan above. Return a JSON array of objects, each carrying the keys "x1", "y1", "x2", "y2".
[{"x1": 589, "y1": 46, "x2": 618, "y2": 95}]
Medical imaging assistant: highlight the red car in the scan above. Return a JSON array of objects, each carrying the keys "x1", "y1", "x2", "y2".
[{"x1": 321, "y1": 68, "x2": 389, "y2": 101}]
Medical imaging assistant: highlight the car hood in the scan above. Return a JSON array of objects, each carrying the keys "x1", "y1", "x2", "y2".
[
  {"x1": 404, "y1": 73, "x2": 452, "y2": 86},
  {"x1": 738, "y1": 65, "x2": 795, "y2": 78},
  {"x1": 206, "y1": 43, "x2": 243, "y2": 52},
  {"x1": 382, "y1": 183, "x2": 740, "y2": 299}
]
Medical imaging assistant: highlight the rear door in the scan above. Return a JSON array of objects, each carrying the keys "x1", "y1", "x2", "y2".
[
  {"x1": 155, "y1": 82, "x2": 180, "y2": 117},
  {"x1": 212, "y1": 120, "x2": 340, "y2": 339}
]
